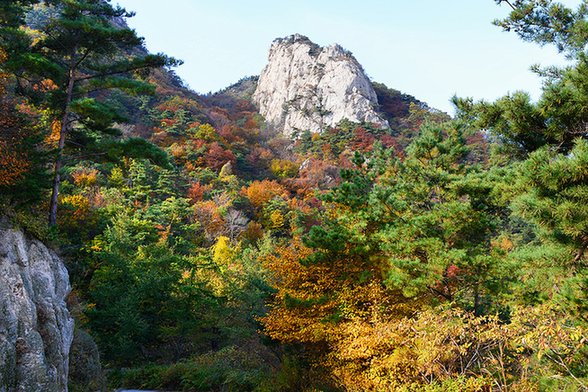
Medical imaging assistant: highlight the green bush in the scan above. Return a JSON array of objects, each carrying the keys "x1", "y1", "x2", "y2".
[{"x1": 110, "y1": 346, "x2": 276, "y2": 392}]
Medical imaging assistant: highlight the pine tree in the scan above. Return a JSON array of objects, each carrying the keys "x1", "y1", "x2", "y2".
[
  {"x1": 260, "y1": 121, "x2": 509, "y2": 385},
  {"x1": 455, "y1": 0, "x2": 588, "y2": 319},
  {"x1": 7, "y1": 0, "x2": 180, "y2": 225},
  {"x1": 455, "y1": 1, "x2": 588, "y2": 159},
  {"x1": 0, "y1": 1, "x2": 39, "y2": 50}
]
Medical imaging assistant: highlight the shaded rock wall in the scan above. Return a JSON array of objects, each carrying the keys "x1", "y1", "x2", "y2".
[{"x1": 68, "y1": 329, "x2": 104, "y2": 392}]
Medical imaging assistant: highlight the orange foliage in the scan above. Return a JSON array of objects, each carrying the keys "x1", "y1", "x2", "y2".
[
  {"x1": 210, "y1": 106, "x2": 230, "y2": 119},
  {"x1": 243, "y1": 118, "x2": 257, "y2": 130},
  {"x1": 155, "y1": 224, "x2": 171, "y2": 243},
  {"x1": 0, "y1": 139, "x2": 27, "y2": 186},
  {"x1": 45, "y1": 119, "x2": 62, "y2": 147},
  {"x1": 160, "y1": 118, "x2": 177, "y2": 128},
  {"x1": 240, "y1": 221, "x2": 264, "y2": 244},
  {"x1": 169, "y1": 143, "x2": 187, "y2": 164},
  {"x1": 260, "y1": 238, "x2": 335, "y2": 344},
  {"x1": 192, "y1": 194, "x2": 233, "y2": 241},
  {"x1": 187, "y1": 181, "x2": 211, "y2": 204},
  {"x1": 184, "y1": 161, "x2": 198, "y2": 174},
  {"x1": 240, "y1": 180, "x2": 285, "y2": 209},
  {"x1": 260, "y1": 238, "x2": 416, "y2": 355},
  {"x1": 72, "y1": 168, "x2": 99, "y2": 187},
  {"x1": 296, "y1": 159, "x2": 340, "y2": 191},
  {"x1": 260, "y1": 236, "x2": 564, "y2": 390},
  {"x1": 0, "y1": 49, "x2": 36, "y2": 188},
  {"x1": 231, "y1": 99, "x2": 254, "y2": 120}
]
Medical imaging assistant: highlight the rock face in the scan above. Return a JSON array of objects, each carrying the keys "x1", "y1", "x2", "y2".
[
  {"x1": 253, "y1": 34, "x2": 389, "y2": 136},
  {"x1": 0, "y1": 217, "x2": 74, "y2": 392}
]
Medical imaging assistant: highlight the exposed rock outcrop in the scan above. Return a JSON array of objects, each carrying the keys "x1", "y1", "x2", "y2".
[
  {"x1": 253, "y1": 34, "x2": 389, "y2": 136},
  {"x1": 0, "y1": 217, "x2": 74, "y2": 392}
]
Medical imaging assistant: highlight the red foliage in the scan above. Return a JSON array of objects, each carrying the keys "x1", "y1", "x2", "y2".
[
  {"x1": 205, "y1": 142, "x2": 236, "y2": 172},
  {"x1": 446, "y1": 265, "x2": 460, "y2": 278},
  {"x1": 217, "y1": 125, "x2": 232, "y2": 140},
  {"x1": 464, "y1": 131, "x2": 489, "y2": 165},
  {"x1": 268, "y1": 137, "x2": 292, "y2": 153},
  {"x1": 337, "y1": 151, "x2": 356, "y2": 170},
  {"x1": 243, "y1": 118, "x2": 258, "y2": 130},
  {"x1": 246, "y1": 147, "x2": 274, "y2": 168},
  {"x1": 350, "y1": 127, "x2": 375, "y2": 152},
  {"x1": 379, "y1": 134, "x2": 405, "y2": 158},
  {"x1": 187, "y1": 182, "x2": 206, "y2": 204},
  {"x1": 160, "y1": 118, "x2": 178, "y2": 128},
  {"x1": 372, "y1": 83, "x2": 412, "y2": 119},
  {"x1": 297, "y1": 159, "x2": 340, "y2": 191},
  {"x1": 208, "y1": 108, "x2": 231, "y2": 130},
  {"x1": 231, "y1": 100, "x2": 254, "y2": 120},
  {"x1": 133, "y1": 123, "x2": 153, "y2": 139},
  {"x1": 211, "y1": 106, "x2": 230, "y2": 118},
  {"x1": 217, "y1": 125, "x2": 246, "y2": 146},
  {"x1": 193, "y1": 200, "x2": 227, "y2": 240}
]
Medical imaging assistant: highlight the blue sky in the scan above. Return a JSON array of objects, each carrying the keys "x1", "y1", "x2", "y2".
[{"x1": 116, "y1": 0, "x2": 583, "y2": 115}]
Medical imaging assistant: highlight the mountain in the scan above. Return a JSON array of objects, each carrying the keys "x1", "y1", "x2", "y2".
[{"x1": 252, "y1": 34, "x2": 390, "y2": 136}]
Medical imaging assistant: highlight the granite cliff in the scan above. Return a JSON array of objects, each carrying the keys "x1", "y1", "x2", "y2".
[
  {"x1": 252, "y1": 34, "x2": 389, "y2": 136},
  {"x1": 0, "y1": 217, "x2": 74, "y2": 392}
]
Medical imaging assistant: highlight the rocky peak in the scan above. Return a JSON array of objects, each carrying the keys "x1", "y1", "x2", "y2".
[{"x1": 253, "y1": 34, "x2": 389, "y2": 136}]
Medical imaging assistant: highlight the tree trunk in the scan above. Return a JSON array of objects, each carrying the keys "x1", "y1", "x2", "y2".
[{"x1": 48, "y1": 42, "x2": 78, "y2": 226}]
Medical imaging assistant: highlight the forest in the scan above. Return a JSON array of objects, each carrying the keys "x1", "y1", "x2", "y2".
[{"x1": 1, "y1": 0, "x2": 588, "y2": 391}]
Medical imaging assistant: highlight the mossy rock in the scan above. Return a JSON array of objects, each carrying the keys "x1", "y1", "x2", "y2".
[{"x1": 68, "y1": 329, "x2": 105, "y2": 392}]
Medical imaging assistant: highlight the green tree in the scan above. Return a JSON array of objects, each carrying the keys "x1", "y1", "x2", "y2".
[
  {"x1": 0, "y1": 2, "x2": 53, "y2": 206},
  {"x1": 260, "y1": 120, "x2": 511, "y2": 388},
  {"x1": 313, "y1": 121, "x2": 507, "y2": 313},
  {"x1": 510, "y1": 138, "x2": 588, "y2": 316},
  {"x1": 8, "y1": 0, "x2": 180, "y2": 225},
  {"x1": 0, "y1": 1, "x2": 40, "y2": 58},
  {"x1": 86, "y1": 210, "x2": 218, "y2": 365},
  {"x1": 454, "y1": 1, "x2": 588, "y2": 159},
  {"x1": 494, "y1": 0, "x2": 588, "y2": 57}
]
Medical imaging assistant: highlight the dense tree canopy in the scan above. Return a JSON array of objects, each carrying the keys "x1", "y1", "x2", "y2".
[{"x1": 4, "y1": 0, "x2": 588, "y2": 391}]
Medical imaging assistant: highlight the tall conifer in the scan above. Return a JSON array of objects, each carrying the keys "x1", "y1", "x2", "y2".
[{"x1": 6, "y1": 0, "x2": 180, "y2": 225}]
